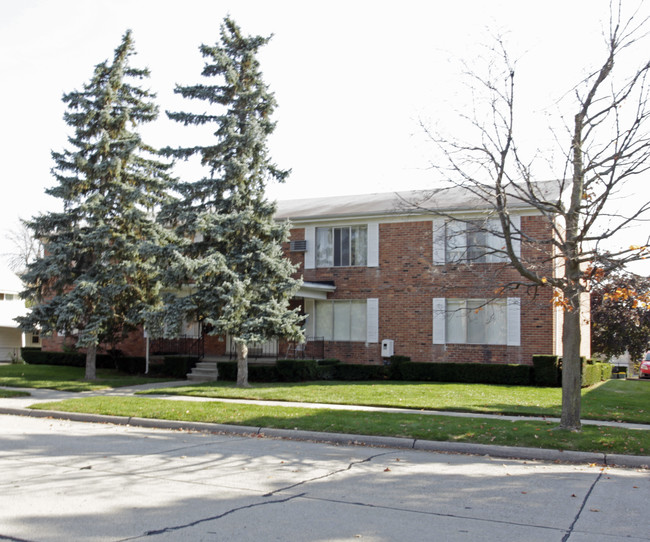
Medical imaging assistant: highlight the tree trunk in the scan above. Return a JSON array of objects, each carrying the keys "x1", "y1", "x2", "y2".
[
  {"x1": 560, "y1": 284, "x2": 582, "y2": 431},
  {"x1": 85, "y1": 342, "x2": 97, "y2": 380},
  {"x1": 235, "y1": 341, "x2": 249, "y2": 387}
]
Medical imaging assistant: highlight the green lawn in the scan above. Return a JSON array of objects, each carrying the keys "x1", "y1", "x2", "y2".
[
  {"x1": 139, "y1": 379, "x2": 650, "y2": 424},
  {"x1": 6, "y1": 364, "x2": 650, "y2": 456},
  {"x1": 0, "y1": 389, "x2": 30, "y2": 398},
  {"x1": 0, "y1": 364, "x2": 171, "y2": 392},
  {"x1": 31, "y1": 395, "x2": 650, "y2": 457}
]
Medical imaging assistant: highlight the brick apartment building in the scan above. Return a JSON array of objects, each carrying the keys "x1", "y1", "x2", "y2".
[
  {"x1": 42, "y1": 185, "x2": 590, "y2": 366},
  {"x1": 276, "y1": 187, "x2": 589, "y2": 366}
]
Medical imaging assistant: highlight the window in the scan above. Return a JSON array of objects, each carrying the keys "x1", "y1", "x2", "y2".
[
  {"x1": 445, "y1": 299, "x2": 507, "y2": 344},
  {"x1": 446, "y1": 220, "x2": 506, "y2": 264},
  {"x1": 316, "y1": 226, "x2": 368, "y2": 267},
  {"x1": 433, "y1": 217, "x2": 520, "y2": 265},
  {"x1": 315, "y1": 299, "x2": 367, "y2": 341},
  {"x1": 433, "y1": 297, "x2": 520, "y2": 346}
]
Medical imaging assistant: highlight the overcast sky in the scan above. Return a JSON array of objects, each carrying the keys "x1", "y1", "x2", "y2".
[{"x1": 2, "y1": 0, "x2": 649, "y2": 275}]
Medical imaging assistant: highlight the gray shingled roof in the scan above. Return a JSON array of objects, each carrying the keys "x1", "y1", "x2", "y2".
[{"x1": 275, "y1": 182, "x2": 560, "y2": 221}]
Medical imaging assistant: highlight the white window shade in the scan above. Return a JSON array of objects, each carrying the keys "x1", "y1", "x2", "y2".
[
  {"x1": 432, "y1": 219, "x2": 446, "y2": 266},
  {"x1": 506, "y1": 297, "x2": 521, "y2": 346},
  {"x1": 367, "y1": 223, "x2": 379, "y2": 267},
  {"x1": 304, "y1": 227, "x2": 316, "y2": 269},
  {"x1": 366, "y1": 298, "x2": 379, "y2": 343},
  {"x1": 432, "y1": 298, "x2": 446, "y2": 344}
]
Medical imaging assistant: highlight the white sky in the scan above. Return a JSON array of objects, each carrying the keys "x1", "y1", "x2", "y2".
[{"x1": 1, "y1": 0, "x2": 649, "y2": 275}]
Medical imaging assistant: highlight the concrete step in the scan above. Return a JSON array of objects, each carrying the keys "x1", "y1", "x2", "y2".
[{"x1": 186, "y1": 361, "x2": 218, "y2": 382}]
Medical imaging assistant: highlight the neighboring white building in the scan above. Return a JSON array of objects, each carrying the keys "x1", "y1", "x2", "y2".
[{"x1": 0, "y1": 266, "x2": 40, "y2": 361}]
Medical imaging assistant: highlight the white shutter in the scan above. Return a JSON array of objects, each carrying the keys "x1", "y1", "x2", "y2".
[
  {"x1": 304, "y1": 299, "x2": 315, "y2": 338},
  {"x1": 304, "y1": 227, "x2": 316, "y2": 269},
  {"x1": 432, "y1": 298, "x2": 446, "y2": 344},
  {"x1": 367, "y1": 223, "x2": 379, "y2": 267},
  {"x1": 506, "y1": 297, "x2": 521, "y2": 346},
  {"x1": 510, "y1": 215, "x2": 521, "y2": 259},
  {"x1": 366, "y1": 298, "x2": 379, "y2": 343},
  {"x1": 432, "y1": 219, "x2": 446, "y2": 265}
]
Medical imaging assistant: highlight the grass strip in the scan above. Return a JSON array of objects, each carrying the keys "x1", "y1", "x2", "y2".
[
  {"x1": 31, "y1": 396, "x2": 650, "y2": 457},
  {"x1": 138, "y1": 379, "x2": 650, "y2": 425},
  {"x1": 0, "y1": 364, "x2": 171, "y2": 392},
  {"x1": 0, "y1": 389, "x2": 30, "y2": 398}
]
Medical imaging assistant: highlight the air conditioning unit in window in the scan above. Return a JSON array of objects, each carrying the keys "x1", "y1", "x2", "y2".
[{"x1": 290, "y1": 240, "x2": 307, "y2": 252}]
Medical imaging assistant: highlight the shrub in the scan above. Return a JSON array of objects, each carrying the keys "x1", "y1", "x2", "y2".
[
  {"x1": 212, "y1": 362, "x2": 279, "y2": 382},
  {"x1": 399, "y1": 362, "x2": 533, "y2": 385},
  {"x1": 316, "y1": 359, "x2": 340, "y2": 380},
  {"x1": 581, "y1": 361, "x2": 612, "y2": 387},
  {"x1": 22, "y1": 349, "x2": 84, "y2": 367},
  {"x1": 601, "y1": 362, "x2": 613, "y2": 381},
  {"x1": 532, "y1": 355, "x2": 561, "y2": 387},
  {"x1": 163, "y1": 356, "x2": 199, "y2": 379},
  {"x1": 21, "y1": 348, "x2": 116, "y2": 369},
  {"x1": 387, "y1": 355, "x2": 411, "y2": 380},
  {"x1": 249, "y1": 364, "x2": 280, "y2": 382},
  {"x1": 334, "y1": 364, "x2": 387, "y2": 381},
  {"x1": 276, "y1": 359, "x2": 319, "y2": 381},
  {"x1": 114, "y1": 356, "x2": 147, "y2": 375},
  {"x1": 216, "y1": 361, "x2": 237, "y2": 381}
]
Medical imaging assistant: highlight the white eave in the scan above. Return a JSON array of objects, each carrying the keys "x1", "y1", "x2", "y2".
[{"x1": 296, "y1": 281, "x2": 336, "y2": 300}]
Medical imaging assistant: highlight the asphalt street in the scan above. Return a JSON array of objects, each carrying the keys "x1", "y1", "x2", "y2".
[{"x1": 1, "y1": 414, "x2": 649, "y2": 542}]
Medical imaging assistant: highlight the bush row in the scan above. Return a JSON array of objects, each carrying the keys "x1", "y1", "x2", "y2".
[
  {"x1": 532, "y1": 354, "x2": 613, "y2": 387},
  {"x1": 21, "y1": 348, "x2": 116, "y2": 369},
  {"x1": 21, "y1": 348, "x2": 615, "y2": 387}
]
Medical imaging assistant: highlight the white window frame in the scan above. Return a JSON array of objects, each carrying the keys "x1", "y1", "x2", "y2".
[
  {"x1": 433, "y1": 297, "x2": 520, "y2": 346},
  {"x1": 433, "y1": 216, "x2": 520, "y2": 265},
  {"x1": 304, "y1": 224, "x2": 379, "y2": 269},
  {"x1": 310, "y1": 298, "x2": 379, "y2": 343}
]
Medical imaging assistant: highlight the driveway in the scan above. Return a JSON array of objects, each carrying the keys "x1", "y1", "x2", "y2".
[{"x1": 0, "y1": 414, "x2": 648, "y2": 542}]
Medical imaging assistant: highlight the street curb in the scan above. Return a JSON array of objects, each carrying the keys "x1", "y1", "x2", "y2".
[{"x1": 2, "y1": 405, "x2": 649, "y2": 469}]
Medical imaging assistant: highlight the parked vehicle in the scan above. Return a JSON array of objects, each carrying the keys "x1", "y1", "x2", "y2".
[{"x1": 639, "y1": 353, "x2": 650, "y2": 379}]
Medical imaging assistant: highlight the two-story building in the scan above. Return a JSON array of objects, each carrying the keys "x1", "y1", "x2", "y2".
[
  {"x1": 276, "y1": 186, "x2": 580, "y2": 365},
  {"x1": 41, "y1": 185, "x2": 588, "y2": 366}
]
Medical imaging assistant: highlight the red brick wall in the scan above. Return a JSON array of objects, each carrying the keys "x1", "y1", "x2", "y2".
[
  {"x1": 41, "y1": 215, "x2": 559, "y2": 366},
  {"x1": 290, "y1": 215, "x2": 557, "y2": 366}
]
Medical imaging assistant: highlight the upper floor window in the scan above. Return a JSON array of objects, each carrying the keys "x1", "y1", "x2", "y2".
[
  {"x1": 316, "y1": 226, "x2": 368, "y2": 267},
  {"x1": 433, "y1": 216, "x2": 520, "y2": 265}
]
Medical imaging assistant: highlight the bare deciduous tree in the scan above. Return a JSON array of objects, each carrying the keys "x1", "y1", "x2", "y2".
[
  {"x1": 416, "y1": 4, "x2": 650, "y2": 430},
  {"x1": 4, "y1": 219, "x2": 43, "y2": 276}
]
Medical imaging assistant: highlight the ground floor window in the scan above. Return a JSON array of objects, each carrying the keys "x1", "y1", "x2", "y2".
[
  {"x1": 446, "y1": 299, "x2": 507, "y2": 344},
  {"x1": 434, "y1": 297, "x2": 520, "y2": 346},
  {"x1": 315, "y1": 299, "x2": 367, "y2": 341}
]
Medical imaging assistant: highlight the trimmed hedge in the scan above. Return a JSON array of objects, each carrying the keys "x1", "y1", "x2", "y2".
[
  {"x1": 532, "y1": 355, "x2": 561, "y2": 387},
  {"x1": 21, "y1": 348, "x2": 115, "y2": 369},
  {"x1": 163, "y1": 356, "x2": 199, "y2": 379},
  {"x1": 114, "y1": 356, "x2": 147, "y2": 375},
  {"x1": 387, "y1": 355, "x2": 411, "y2": 380},
  {"x1": 276, "y1": 359, "x2": 319, "y2": 381},
  {"x1": 315, "y1": 359, "x2": 341, "y2": 380},
  {"x1": 334, "y1": 364, "x2": 387, "y2": 381},
  {"x1": 399, "y1": 361, "x2": 533, "y2": 385},
  {"x1": 582, "y1": 362, "x2": 612, "y2": 387},
  {"x1": 215, "y1": 362, "x2": 280, "y2": 382}
]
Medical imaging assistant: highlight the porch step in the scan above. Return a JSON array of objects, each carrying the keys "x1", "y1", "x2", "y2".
[{"x1": 187, "y1": 361, "x2": 218, "y2": 382}]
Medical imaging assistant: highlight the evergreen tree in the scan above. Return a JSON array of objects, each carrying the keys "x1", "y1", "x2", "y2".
[
  {"x1": 18, "y1": 31, "x2": 175, "y2": 379},
  {"x1": 161, "y1": 17, "x2": 302, "y2": 387}
]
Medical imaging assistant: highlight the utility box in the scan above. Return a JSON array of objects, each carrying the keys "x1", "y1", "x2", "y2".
[{"x1": 381, "y1": 339, "x2": 394, "y2": 358}]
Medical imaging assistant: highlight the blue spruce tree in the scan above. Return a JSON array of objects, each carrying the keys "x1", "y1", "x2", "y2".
[
  {"x1": 161, "y1": 17, "x2": 303, "y2": 387},
  {"x1": 18, "y1": 31, "x2": 175, "y2": 379}
]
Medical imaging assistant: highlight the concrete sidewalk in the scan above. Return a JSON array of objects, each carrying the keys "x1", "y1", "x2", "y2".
[{"x1": 1, "y1": 382, "x2": 649, "y2": 469}]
